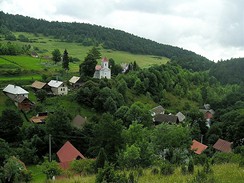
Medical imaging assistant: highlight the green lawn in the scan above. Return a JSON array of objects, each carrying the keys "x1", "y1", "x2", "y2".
[{"x1": 1, "y1": 32, "x2": 169, "y2": 69}]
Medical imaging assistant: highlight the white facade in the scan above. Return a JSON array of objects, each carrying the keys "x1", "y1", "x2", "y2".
[
  {"x1": 48, "y1": 80, "x2": 68, "y2": 95},
  {"x1": 93, "y1": 58, "x2": 111, "y2": 79}
]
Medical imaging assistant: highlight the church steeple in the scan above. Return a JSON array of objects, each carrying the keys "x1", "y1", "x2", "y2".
[{"x1": 101, "y1": 57, "x2": 109, "y2": 69}]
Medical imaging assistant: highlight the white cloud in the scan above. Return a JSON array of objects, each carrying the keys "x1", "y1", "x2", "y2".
[{"x1": 0, "y1": 0, "x2": 243, "y2": 61}]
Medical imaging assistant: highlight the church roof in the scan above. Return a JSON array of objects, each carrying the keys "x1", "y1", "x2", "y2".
[
  {"x1": 95, "y1": 65, "x2": 102, "y2": 70},
  {"x1": 102, "y1": 57, "x2": 108, "y2": 62}
]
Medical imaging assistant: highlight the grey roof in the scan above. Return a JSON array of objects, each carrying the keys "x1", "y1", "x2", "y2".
[
  {"x1": 3, "y1": 84, "x2": 29, "y2": 95},
  {"x1": 48, "y1": 80, "x2": 63, "y2": 88},
  {"x1": 150, "y1": 105, "x2": 165, "y2": 115},
  {"x1": 72, "y1": 115, "x2": 86, "y2": 129},
  {"x1": 69, "y1": 76, "x2": 81, "y2": 84},
  {"x1": 176, "y1": 112, "x2": 186, "y2": 122},
  {"x1": 154, "y1": 114, "x2": 179, "y2": 124}
]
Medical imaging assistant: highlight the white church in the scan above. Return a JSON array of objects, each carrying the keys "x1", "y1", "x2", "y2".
[{"x1": 93, "y1": 57, "x2": 111, "y2": 79}]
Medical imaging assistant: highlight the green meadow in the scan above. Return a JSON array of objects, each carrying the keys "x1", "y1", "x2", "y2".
[
  {"x1": 1, "y1": 32, "x2": 169, "y2": 68},
  {"x1": 28, "y1": 163, "x2": 244, "y2": 183}
]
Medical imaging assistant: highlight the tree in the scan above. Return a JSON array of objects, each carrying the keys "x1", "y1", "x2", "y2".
[
  {"x1": 90, "y1": 114, "x2": 124, "y2": 162},
  {"x1": 51, "y1": 49, "x2": 61, "y2": 63},
  {"x1": 0, "y1": 109, "x2": 23, "y2": 143},
  {"x1": 46, "y1": 107, "x2": 72, "y2": 148},
  {"x1": 36, "y1": 90, "x2": 47, "y2": 103},
  {"x1": 0, "y1": 138, "x2": 11, "y2": 166},
  {"x1": 79, "y1": 47, "x2": 101, "y2": 77},
  {"x1": 62, "y1": 49, "x2": 69, "y2": 70},
  {"x1": 95, "y1": 148, "x2": 107, "y2": 172},
  {"x1": 41, "y1": 157, "x2": 61, "y2": 180},
  {"x1": 3, "y1": 156, "x2": 32, "y2": 183}
]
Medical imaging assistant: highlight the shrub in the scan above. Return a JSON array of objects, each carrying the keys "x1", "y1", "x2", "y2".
[
  {"x1": 95, "y1": 163, "x2": 127, "y2": 183},
  {"x1": 181, "y1": 164, "x2": 188, "y2": 175},
  {"x1": 212, "y1": 152, "x2": 241, "y2": 164},
  {"x1": 151, "y1": 167, "x2": 159, "y2": 175},
  {"x1": 160, "y1": 162, "x2": 174, "y2": 175},
  {"x1": 188, "y1": 159, "x2": 194, "y2": 174},
  {"x1": 239, "y1": 157, "x2": 244, "y2": 167},
  {"x1": 193, "y1": 153, "x2": 207, "y2": 165},
  {"x1": 71, "y1": 159, "x2": 96, "y2": 175},
  {"x1": 190, "y1": 170, "x2": 215, "y2": 183}
]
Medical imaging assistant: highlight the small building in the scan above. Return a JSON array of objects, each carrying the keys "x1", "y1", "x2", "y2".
[
  {"x1": 176, "y1": 112, "x2": 186, "y2": 122},
  {"x1": 191, "y1": 140, "x2": 208, "y2": 155},
  {"x1": 150, "y1": 105, "x2": 165, "y2": 116},
  {"x1": 93, "y1": 57, "x2": 111, "y2": 79},
  {"x1": 153, "y1": 114, "x2": 179, "y2": 125},
  {"x1": 71, "y1": 115, "x2": 87, "y2": 129},
  {"x1": 69, "y1": 76, "x2": 83, "y2": 88},
  {"x1": 213, "y1": 138, "x2": 232, "y2": 153},
  {"x1": 31, "y1": 81, "x2": 48, "y2": 91},
  {"x1": 48, "y1": 80, "x2": 68, "y2": 95},
  {"x1": 3, "y1": 84, "x2": 34, "y2": 111},
  {"x1": 57, "y1": 141, "x2": 86, "y2": 169},
  {"x1": 30, "y1": 112, "x2": 48, "y2": 124}
]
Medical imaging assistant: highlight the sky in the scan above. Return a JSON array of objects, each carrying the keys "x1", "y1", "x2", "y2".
[{"x1": 1, "y1": 0, "x2": 243, "y2": 61}]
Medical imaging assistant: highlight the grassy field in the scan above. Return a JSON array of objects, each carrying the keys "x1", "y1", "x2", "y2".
[
  {"x1": 0, "y1": 32, "x2": 169, "y2": 68},
  {"x1": 28, "y1": 163, "x2": 244, "y2": 183}
]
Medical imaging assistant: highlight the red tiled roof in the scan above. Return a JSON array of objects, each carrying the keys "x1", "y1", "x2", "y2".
[
  {"x1": 57, "y1": 141, "x2": 85, "y2": 163},
  {"x1": 102, "y1": 57, "x2": 108, "y2": 62},
  {"x1": 191, "y1": 140, "x2": 208, "y2": 155},
  {"x1": 213, "y1": 138, "x2": 232, "y2": 153},
  {"x1": 95, "y1": 65, "x2": 102, "y2": 70}
]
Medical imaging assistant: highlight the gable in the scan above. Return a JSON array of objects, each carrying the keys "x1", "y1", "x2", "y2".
[{"x1": 57, "y1": 141, "x2": 85, "y2": 163}]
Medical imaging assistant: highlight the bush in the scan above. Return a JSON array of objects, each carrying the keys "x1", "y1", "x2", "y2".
[
  {"x1": 181, "y1": 164, "x2": 188, "y2": 175},
  {"x1": 151, "y1": 167, "x2": 159, "y2": 175},
  {"x1": 95, "y1": 163, "x2": 127, "y2": 183},
  {"x1": 188, "y1": 159, "x2": 194, "y2": 174},
  {"x1": 239, "y1": 157, "x2": 244, "y2": 167},
  {"x1": 212, "y1": 152, "x2": 241, "y2": 164},
  {"x1": 71, "y1": 159, "x2": 96, "y2": 175},
  {"x1": 193, "y1": 153, "x2": 208, "y2": 165},
  {"x1": 160, "y1": 162, "x2": 174, "y2": 175},
  {"x1": 190, "y1": 170, "x2": 215, "y2": 183}
]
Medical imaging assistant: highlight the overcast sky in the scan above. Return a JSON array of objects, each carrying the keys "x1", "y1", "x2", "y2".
[{"x1": 1, "y1": 0, "x2": 243, "y2": 61}]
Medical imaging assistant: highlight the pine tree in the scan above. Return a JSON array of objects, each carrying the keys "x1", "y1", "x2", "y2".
[{"x1": 62, "y1": 49, "x2": 69, "y2": 70}]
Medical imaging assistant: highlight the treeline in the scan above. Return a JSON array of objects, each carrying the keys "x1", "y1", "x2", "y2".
[
  {"x1": 209, "y1": 58, "x2": 244, "y2": 85},
  {"x1": 0, "y1": 11, "x2": 212, "y2": 71}
]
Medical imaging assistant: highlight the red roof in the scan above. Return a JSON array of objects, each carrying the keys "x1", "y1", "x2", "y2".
[
  {"x1": 213, "y1": 138, "x2": 232, "y2": 153},
  {"x1": 95, "y1": 65, "x2": 102, "y2": 70},
  {"x1": 57, "y1": 141, "x2": 85, "y2": 164},
  {"x1": 102, "y1": 57, "x2": 108, "y2": 62},
  {"x1": 191, "y1": 140, "x2": 208, "y2": 155}
]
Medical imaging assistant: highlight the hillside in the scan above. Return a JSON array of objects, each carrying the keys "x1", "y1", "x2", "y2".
[
  {"x1": 0, "y1": 11, "x2": 213, "y2": 71},
  {"x1": 209, "y1": 58, "x2": 244, "y2": 84}
]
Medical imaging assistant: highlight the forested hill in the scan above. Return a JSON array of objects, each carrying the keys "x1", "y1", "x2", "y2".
[
  {"x1": 209, "y1": 57, "x2": 244, "y2": 85},
  {"x1": 0, "y1": 11, "x2": 213, "y2": 71}
]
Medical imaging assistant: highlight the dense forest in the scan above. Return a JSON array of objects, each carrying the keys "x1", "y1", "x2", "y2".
[{"x1": 0, "y1": 12, "x2": 244, "y2": 183}]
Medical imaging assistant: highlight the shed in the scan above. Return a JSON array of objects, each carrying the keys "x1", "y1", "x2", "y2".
[
  {"x1": 191, "y1": 140, "x2": 208, "y2": 155},
  {"x1": 176, "y1": 112, "x2": 186, "y2": 122},
  {"x1": 57, "y1": 141, "x2": 85, "y2": 169},
  {"x1": 213, "y1": 138, "x2": 232, "y2": 153}
]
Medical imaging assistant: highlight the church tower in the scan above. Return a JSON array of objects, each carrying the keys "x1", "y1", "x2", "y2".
[{"x1": 101, "y1": 57, "x2": 109, "y2": 69}]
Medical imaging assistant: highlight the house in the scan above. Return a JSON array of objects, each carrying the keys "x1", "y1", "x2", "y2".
[
  {"x1": 93, "y1": 57, "x2": 111, "y2": 79},
  {"x1": 31, "y1": 81, "x2": 48, "y2": 91},
  {"x1": 71, "y1": 115, "x2": 87, "y2": 129},
  {"x1": 48, "y1": 80, "x2": 68, "y2": 95},
  {"x1": 30, "y1": 112, "x2": 48, "y2": 124},
  {"x1": 176, "y1": 112, "x2": 186, "y2": 122},
  {"x1": 3, "y1": 84, "x2": 34, "y2": 111},
  {"x1": 69, "y1": 76, "x2": 83, "y2": 88},
  {"x1": 153, "y1": 114, "x2": 179, "y2": 125},
  {"x1": 191, "y1": 140, "x2": 208, "y2": 155},
  {"x1": 213, "y1": 138, "x2": 232, "y2": 153},
  {"x1": 57, "y1": 141, "x2": 86, "y2": 169},
  {"x1": 150, "y1": 105, "x2": 165, "y2": 116}
]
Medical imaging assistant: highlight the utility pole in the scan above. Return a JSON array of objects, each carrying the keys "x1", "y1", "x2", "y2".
[{"x1": 49, "y1": 134, "x2": 52, "y2": 162}]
